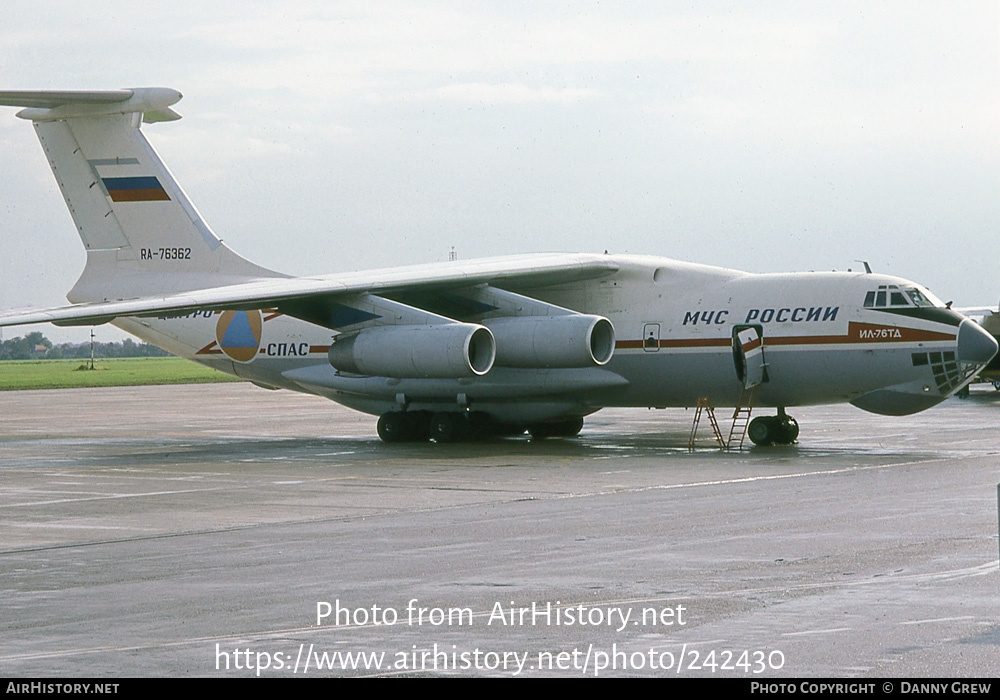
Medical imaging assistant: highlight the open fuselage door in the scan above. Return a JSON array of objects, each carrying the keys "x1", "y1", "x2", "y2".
[
  {"x1": 733, "y1": 326, "x2": 766, "y2": 389},
  {"x1": 724, "y1": 325, "x2": 768, "y2": 448}
]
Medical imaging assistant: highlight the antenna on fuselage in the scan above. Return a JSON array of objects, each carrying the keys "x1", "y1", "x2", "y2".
[{"x1": 854, "y1": 260, "x2": 872, "y2": 274}]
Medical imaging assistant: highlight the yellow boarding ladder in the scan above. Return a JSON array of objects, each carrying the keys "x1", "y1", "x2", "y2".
[
  {"x1": 726, "y1": 385, "x2": 758, "y2": 450},
  {"x1": 688, "y1": 397, "x2": 725, "y2": 450},
  {"x1": 689, "y1": 386, "x2": 758, "y2": 451}
]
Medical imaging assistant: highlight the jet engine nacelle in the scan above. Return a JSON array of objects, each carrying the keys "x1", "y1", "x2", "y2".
[
  {"x1": 327, "y1": 323, "x2": 496, "y2": 378},
  {"x1": 486, "y1": 315, "x2": 615, "y2": 368}
]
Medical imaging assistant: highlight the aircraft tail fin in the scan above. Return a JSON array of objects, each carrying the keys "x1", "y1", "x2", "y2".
[{"x1": 0, "y1": 88, "x2": 285, "y2": 303}]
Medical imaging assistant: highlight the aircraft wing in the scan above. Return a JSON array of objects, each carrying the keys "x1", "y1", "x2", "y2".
[
  {"x1": 955, "y1": 306, "x2": 996, "y2": 324},
  {"x1": 0, "y1": 253, "x2": 618, "y2": 328}
]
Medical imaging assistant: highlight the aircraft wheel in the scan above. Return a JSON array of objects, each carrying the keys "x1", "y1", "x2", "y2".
[
  {"x1": 747, "y1": 416, "x2": 775, "y2": 446},
  {"x1": 429, "y1": 412, "x2": 466, "y2": 443},
  {"x1": 377, "y1": 412, "x2": 411, "y2": 443},
  {"x1": 405, "y1": 411, "x2": 432, "y2": 442},
  {"x1": 529, "y1": 417, "x2": 584, "y2": 440},
  {"x1": 775, "y1": 416, "x2": 799, "y2": 445}
]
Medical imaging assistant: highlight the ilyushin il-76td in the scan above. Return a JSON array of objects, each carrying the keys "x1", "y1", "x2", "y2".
[{"x1": 0, "y1": 88, "x2": 994, "y2": 445}]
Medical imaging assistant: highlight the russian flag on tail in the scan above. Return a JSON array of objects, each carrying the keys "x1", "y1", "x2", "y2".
[{"x1": 102, "y1": 176, "x2": 170, "y2": 202}]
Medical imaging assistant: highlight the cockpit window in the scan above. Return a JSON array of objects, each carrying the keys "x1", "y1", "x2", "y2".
[
  {"x1": 863, "y1": 284, "x2": 939, "y2": 309},
  {"x1": 905, "y1": 288, "x2": 933, "y2": 307}
]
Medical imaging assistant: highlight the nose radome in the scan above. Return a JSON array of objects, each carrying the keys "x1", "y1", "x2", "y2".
[{"x1": 957, "y1": 319, "x2": 998, "y2": 365}]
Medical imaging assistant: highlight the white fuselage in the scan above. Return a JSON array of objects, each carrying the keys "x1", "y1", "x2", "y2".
[{"x1": 113, "y1": 255, "x2": 978, "y2": 423}]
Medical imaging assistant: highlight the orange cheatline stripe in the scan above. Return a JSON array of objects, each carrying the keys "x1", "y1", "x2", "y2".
[
  {"x1": 769, "y1": 322, "x2": 954, "y2": 345},
  {"x1": 617, "y1": 338, "x2": 730, "y2": 349},
  {"x1": 617, "y1": 322, "x2": 954, "y2": 350}
]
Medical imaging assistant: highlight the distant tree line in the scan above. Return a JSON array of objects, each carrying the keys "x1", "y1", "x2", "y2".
[{"x1": 0, "y1": 331, "x2": 170, "y2": 361}]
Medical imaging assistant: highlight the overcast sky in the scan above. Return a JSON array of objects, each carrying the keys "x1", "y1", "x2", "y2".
[{"x1": 1, "y1": 1, "x2": 997, "y2": 343}]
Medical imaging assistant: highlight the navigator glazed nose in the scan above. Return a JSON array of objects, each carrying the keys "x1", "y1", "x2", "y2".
[{"x1": 957, "y1": 319, "x2": 998, "y2": 365}]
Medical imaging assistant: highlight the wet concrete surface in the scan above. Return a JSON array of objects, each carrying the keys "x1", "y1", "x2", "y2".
[{"x1": 1, "y1": 383, "x2": 998, "y2": 677}]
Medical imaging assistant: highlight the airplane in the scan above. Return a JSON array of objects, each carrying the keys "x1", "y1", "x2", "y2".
[{"x1": 0, "y1": 87, "x2": 995, "y2": 446}]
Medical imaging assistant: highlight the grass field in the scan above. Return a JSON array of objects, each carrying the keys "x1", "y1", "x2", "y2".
[{"x1": 0, "y1": 357, "x2": 243, "y2": 391}]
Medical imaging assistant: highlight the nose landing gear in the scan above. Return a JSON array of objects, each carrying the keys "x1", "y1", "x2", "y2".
[{"x1": 747, "y1": 409, "x2": 799, "y2": 446}]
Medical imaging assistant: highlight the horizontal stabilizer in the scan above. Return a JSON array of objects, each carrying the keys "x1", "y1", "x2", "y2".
[
  {"x1": 0, "y1": 89, "x2": 133, "y2": 107},
  {"x1": 0, "y1": 88, "x2": 182, "y2": 122}
]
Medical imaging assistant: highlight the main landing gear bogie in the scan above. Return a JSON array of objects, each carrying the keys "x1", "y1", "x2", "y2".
[
  {"x1": 376, "y1": 410, "x2": 584, "y2": 443},
  {"x1": 747, "y1": 414, "x2": 799, "y2": 446},
  {"x1": 376, "y1": 410, "x2": 430, "y2": 443},
  {"x1": 376, "y1": 410, "x2": 489, "y2": 443}
]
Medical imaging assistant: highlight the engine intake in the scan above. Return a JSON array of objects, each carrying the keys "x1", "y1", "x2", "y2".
[
  {"x1": 328, "y1": 323, "x2": 495, "y2": 378},
  {"x1": 486, "y1": 315, "x2": 615, "y2": 368}
]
